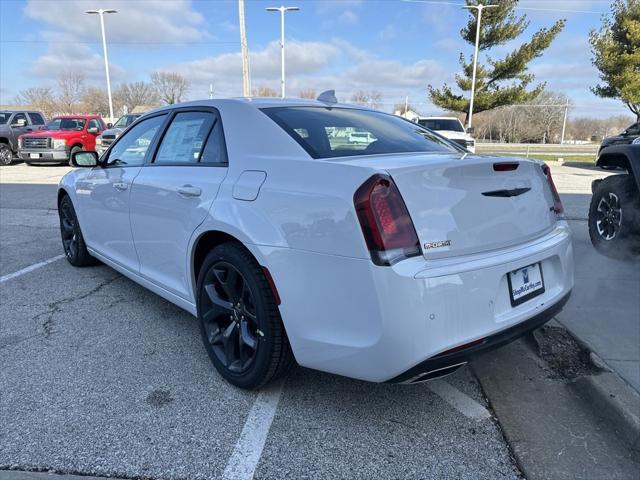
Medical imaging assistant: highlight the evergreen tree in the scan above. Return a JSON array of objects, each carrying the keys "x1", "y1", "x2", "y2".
[
  {"x1": 590, "y1": 0, "x2": 640, "y2": 120},
  {"x1": 428, "y1": 0, "x2": 565, "y2": 122}
]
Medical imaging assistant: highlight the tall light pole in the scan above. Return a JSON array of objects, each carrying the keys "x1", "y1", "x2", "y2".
[
  {"x1": 85, "y1": 9, "x2": 117, "y2": 120},
  {"x1": 463, "y1": 2, "x2": 496, "y2": 130},
  {"x1": 238, "y1": 0, "x2": 251, "y2": 96},
  {"x1": 266, "y1": 6, "x2": 299, "y2": 98}
]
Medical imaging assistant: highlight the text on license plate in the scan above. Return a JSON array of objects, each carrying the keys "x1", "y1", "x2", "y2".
[
  {"x1": 508, "y1": 263, "x2": 545, "y2": 306},
  {"x1": 29, "y1": 153, "x2": 40, "y2": 159}
]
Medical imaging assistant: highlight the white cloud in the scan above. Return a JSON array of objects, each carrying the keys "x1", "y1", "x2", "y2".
[
  {"x1": 160, "y1": 39, "x2": 448, "y2": 107},
  {"x1": 24, "y1": 0, "x2": 208, "y2": 43},
  {"x1": 29, "y1": 40, "x2": 125, "y2": 82}
]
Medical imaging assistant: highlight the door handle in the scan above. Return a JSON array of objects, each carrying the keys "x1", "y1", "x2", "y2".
[
  {"x1": 113, "y1": 182, "x2": 128, "y2": 191},
  {"x1": 176, "y1": 185, "x2": 202, "y2": 198}
]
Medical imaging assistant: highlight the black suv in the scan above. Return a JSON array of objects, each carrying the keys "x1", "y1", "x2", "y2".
[
  {"x1": 0, "y1": 110, "x2": 47, "y2": 165},
  {"x1": 599, "y1": 121, "x2": 640, "y2": 154}
]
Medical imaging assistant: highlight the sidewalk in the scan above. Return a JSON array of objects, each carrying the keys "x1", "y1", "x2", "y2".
[{"x1": 556, "y1": 219, "x2": 640, "y2": 393}]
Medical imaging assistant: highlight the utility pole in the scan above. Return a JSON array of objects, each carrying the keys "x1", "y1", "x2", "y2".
[
  {"x1": 209, "y1": 83, "x2": 214, "y2": 99},
  {"x1": 85, "y1": 8, "x2": 117, "y2": 120},
  {"x1": 266, "y1": 6, "x2": 300, "y2": 98},
  {"x1": 238, "y1": 0, "x2": 251, "y2": 97},
  {"x1": 463, "y1": 2, "x2": 497, "y2": 130},
  {"x1": 560, "y1": 99, "x2": 569, "y2": 144}
]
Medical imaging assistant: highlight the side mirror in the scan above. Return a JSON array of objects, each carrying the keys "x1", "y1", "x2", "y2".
[
  {"x1": 621, "y1": 130, "x2": 628, "y2": 136},
  {"x1": 466, "y1": 127, "x2": 475, "y2": 135},
  {"x1": 107, "y1": 123, "x2": 113, "y2": 129},
  {"x1": 87, "y1": 127, "x2": 99, "y2": 134},
  {"x1": 12, "y1": 119, "x2": 27, "y2": 127},
  {"x1": 71, "y1": 150, "x2": 99, "y2": 168}
]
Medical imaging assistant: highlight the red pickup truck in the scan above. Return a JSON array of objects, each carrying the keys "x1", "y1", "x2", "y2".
[{"x1": 18, "y1": 115, "x2": 106, "y2": 165}]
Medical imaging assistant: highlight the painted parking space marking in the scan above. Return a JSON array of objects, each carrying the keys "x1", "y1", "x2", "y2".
[
  {"x1": 428, "y1": 379, "x2": 492, "y2": 420},
  {"x1": 0, "y1": 254, "x2": 65, "y2": 284},
  {"x1": 222, "y1": 379, "x2": 285, "y2": 480}
]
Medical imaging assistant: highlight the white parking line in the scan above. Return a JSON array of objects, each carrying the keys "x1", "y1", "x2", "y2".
[
  {"x1": 222, "y1": 379, "x2": 284, "y2": 480},
  {"x1": 0, "y1": 254, "x2": 65, "y2": 284},
  {"x1": 428, "y1": 379, "x2": 492, "y2": 420}
]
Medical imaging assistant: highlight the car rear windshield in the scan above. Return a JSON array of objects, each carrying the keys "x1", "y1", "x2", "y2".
[
  {"x1": 417, "y1": 118, "x2": 464, "y2": 133},
  {"x1": 46, "y1": 118, "x2": 86, "y2": 131},
  {"x1": 262, "y1": 107, "x2": 458, "y2": 159}
]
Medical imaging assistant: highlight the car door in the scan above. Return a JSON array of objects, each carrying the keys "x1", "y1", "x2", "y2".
[
  {"x1": 85, "y1": 118, "x2": 103, "y2": 151},
  {"x1": 129, "y1": 108, "x2": 229, "y2": 300},
  {"x1": 74, "y1": 113, "x2": 168, "y2": 270},
  {"x1": 10, "y1": 113, "x2": 33, "y2": 145}
]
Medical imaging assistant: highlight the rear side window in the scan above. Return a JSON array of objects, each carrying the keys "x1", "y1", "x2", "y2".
[
  {"x1": 262, "y1": 107, "x2": 457, "y2": 159},
  {"x1": 155, "y1": 112, "x2": 216, "y2": 164},
  {"x1": 28, "y1": 113, "x2": 45, "y2": 125}
]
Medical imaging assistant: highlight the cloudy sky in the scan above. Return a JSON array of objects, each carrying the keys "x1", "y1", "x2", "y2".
[{"x1": 0, "y1": 0, "x2": 625, "y2": 118}]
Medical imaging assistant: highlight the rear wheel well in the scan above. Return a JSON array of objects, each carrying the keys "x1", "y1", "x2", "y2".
[
  {"x1": 192, "y1": 231, "x2": 247, "y2": 287},
  {"x1": 597, "y1": 151, "x2": 633, "y2": 174}
]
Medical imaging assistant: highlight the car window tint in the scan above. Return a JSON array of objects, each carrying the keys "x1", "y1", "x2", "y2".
[
  {"x1": 106, "y1": 114, "x2": 166, "y2": 167},
  {"x1": 262, "y1": 107, "x2": 457, "y2": 159},
  {"x1": 200, "y1": 119, "x2": 227, "y2": 164},
  {"x1": 627, "y1": 123, "x2": 640, "y2": 135},
  {"x1": 155, "y1": 112, "x2": 215, "y2": 164},
  {"x1": 88, "y1": 119, "x2": 101, "y2": 130},
  {"x1": 28, "y1": 113, "x2": 45, "y2": 125}
]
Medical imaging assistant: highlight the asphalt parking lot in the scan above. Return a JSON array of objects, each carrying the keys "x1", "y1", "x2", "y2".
[{"x1": 0, "y1": 161, "x2": 637, "y2": 480}]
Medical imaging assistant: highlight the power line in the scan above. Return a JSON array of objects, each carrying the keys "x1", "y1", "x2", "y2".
[
  {"x1": 0, "y1": 40, "x2": 240, "y2": 45},
  {"x1": 400, "y1": 0, "x2": 606, "y2": 14}
]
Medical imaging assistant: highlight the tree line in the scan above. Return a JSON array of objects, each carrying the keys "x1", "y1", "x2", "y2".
[{"x1": 14, "y1": 71, "x2": 190, "y2": 118}]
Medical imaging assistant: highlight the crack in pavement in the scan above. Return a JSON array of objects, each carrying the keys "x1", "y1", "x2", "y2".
[{"x1": 30, "y1": 274, "x2": 122, "y2": 339}]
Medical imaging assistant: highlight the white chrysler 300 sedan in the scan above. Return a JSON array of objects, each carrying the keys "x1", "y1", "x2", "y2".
[{"x1": 58, "y1": 97, "x2": 574, "y2": 389}]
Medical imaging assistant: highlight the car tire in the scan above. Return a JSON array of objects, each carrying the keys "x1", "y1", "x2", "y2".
[
  {"x1": 59, "y1": 195, "x2": 96, "y2": 267},
  {"x1": 588, "y1": 174, "x2": 640, "y2": 259},
  {"x1": 197, "y1": 242, "x2": 294, "y2": 389},
  {"x1": 0, "y1": 144, "x2": 13, "y2": 166},
  {"x1": 68, "y1": 145, "x2": 82, "y2": 166}
]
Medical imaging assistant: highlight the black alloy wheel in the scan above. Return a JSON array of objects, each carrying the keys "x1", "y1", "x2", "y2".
[
  {"x1": 594, "y1": 192, "x2": 622, "y2": 241},
  {"x1": 58, "y1": 195, "x2": 95, "y2": 267},
  {"x1": 201, "y1": 261, "x2": 260, "y2": 374},
  {"x1": 197, "y1": 243, "x2": 294, "y2": 389}
]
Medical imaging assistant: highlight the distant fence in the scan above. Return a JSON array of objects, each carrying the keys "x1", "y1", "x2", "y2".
[{"x1": 476, "y1": 142, "x2": 599, "y2": 158}]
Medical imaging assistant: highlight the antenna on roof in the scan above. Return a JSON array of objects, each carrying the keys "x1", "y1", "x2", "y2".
[{"x1": 317, "y1": 90, "x2": 338, "y2": 105}]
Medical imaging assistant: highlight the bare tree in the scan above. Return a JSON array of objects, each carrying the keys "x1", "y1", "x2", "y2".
[
  {"x1": 57, "y1": 72, "x2": 86, "y2": 114},
  {"x1": 350, "y1": 90, "x2": 382, "y2": 109},
  {"x1": 81, "y1": 87, "x2": 110, "y2": 116},
  {"x1": 14, "y1": 87, "x2": 56, "y2": 117},
  {"x1": 115, "y1": 81, "x2": 159, "y2": 113},
  {"x1": 298, "y1": 89, "x2": 317, "y2": 99},
  {"x1": 151, "y1": 71, "x2": 189, "y2": 105},
  {"x1": 252, "y1": 86, "x2": 279, "y2": 97}
]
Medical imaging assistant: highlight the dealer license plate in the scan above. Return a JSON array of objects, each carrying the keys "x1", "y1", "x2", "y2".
[{"x1": 508, "y1": 263, "x2": 545, "y2": 306}]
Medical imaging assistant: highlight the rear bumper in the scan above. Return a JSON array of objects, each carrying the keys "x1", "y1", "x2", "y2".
[
  {"x1": 19, "y1": 148, "x2": 69, "y2": 162},
  {"x1": 261, "y1": 222, "x2": 574, "y2": 383},
  {"x1": 387, "y1": 290, "x2": 571, "y2": 383}
]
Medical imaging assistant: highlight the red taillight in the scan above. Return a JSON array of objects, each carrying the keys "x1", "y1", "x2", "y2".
[
  {"x1": 542, "y1": 164, "x2": 564, "y2": 215},
  {"x1": 354, "y1": 174, "x2": 421, "y2": 266}
]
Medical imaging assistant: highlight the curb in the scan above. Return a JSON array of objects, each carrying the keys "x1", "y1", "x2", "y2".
[
  {"x1": 533, "y1": 318, "x2": 640, "y2": 453},
  {"x1": 572, "y1": 372, "x2": 640, "y2": 452}
]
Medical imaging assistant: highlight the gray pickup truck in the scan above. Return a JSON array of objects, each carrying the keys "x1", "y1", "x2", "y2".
[{"x1": 0, "y1": 110, "x2": 47, "y2": 165}]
